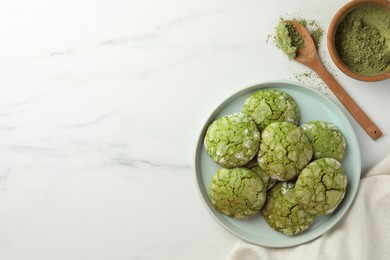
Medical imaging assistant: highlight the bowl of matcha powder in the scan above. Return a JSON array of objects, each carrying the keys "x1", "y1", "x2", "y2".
[{"x1": 328, "y1": 0, "x2": 390, "y2": 81}]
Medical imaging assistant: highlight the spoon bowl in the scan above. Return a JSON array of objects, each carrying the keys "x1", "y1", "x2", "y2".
[{"x1": 288, "y1": 20, "x2": 319, "y2": 66}]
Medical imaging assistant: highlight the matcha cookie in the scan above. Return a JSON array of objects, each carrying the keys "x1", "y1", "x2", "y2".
[
  {"x1": 209, "y1": 167, "x2": 267, "y2": 219},
  {"x1": 204, "y1": 113, "x2": 261, "y2": 168},
  {"x1": 295, "y1": 158, "x2": 347, "y2": 215},
  {"x1": 262, "y1": 182, "x2": 315, "y2": 235},
  {"x1": 242, "y1": 89, "x2": 300, "y2": 131},
  {"x1": 301, "y1": 121, "x2": 346, "y2": 161},
  {"x1": 258, "y1": 122, "x2": 313, "y2": 181}
]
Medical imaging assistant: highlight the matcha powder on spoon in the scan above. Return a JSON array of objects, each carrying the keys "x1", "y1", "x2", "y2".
[{"x1": 275, "y1": 21, "x2": 304, "y2": 60}]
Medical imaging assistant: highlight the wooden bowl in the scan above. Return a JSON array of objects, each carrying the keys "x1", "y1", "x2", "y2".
[{"x1": 327, "y1": 0, "x2": 390, "y2": 82}]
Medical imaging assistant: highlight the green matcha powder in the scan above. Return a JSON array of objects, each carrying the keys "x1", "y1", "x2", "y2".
[
  {"x1": 275, "y1": 21, "x2": 304, "y2": 60},
  {"x1": 295, "y1": 19, "x2": 324, "y2": 48},
  {"x1": 275, "y1": 19, "x2": 324, "y2": 60},
  {"x1": 335, "y1": 6, "x2": 390, "y2": 75}
]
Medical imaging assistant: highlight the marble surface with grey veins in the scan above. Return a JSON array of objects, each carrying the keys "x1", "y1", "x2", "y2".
[{"x1": 1, "y1": 0, "x2": 390, "y2": 259}]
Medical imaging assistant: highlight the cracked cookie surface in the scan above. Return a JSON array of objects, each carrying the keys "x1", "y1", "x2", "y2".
[
  {"x1": 257, "y1": 122, "x2": 313, "y2": 181},
  {"x1": 242, "y1": 89, "x2": 299, "y2": 131},
  {"x1": 204, "y1": 113, "x2": 261, "y2": 168},
  {"x1": 301, "y1": 121, "x2": 346, "y2": 161},
  {"x1": 209, "y1": 167, "x2": 266, "y2": 219},
  {"x1": 262, "y1": 182, "x2": 315, "y2": 235},
  {"x1": 294, "y1": 158, "x2": 347, "y2": 215}
]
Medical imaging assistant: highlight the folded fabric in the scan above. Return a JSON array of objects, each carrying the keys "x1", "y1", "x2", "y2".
[{"x1": 227, "y1": 154, "x2": 390, "y2": 260}]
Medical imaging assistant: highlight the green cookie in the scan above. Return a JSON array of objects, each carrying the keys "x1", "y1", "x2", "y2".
[
  {"x1": 209, "y1": 167, "x2": 267, "y2": 219},
  {"x1": 294, "y1": 158, "x2": 347, "y2": 215},
  {"x1": 204, "y1": 113, "x2": 261, "y2": 168},
  {"x1": 258, "y1": 122, "x2": 313, "y2": 181}
]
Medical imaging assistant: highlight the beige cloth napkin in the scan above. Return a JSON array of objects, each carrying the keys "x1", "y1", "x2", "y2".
[{"x1": 228, "y1": 154, "x2": 390, "y2": 260}]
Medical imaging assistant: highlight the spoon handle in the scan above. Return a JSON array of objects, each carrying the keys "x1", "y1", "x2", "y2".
[{"x1": 312, "y1": 62, "x2": 382, "y2": 140}]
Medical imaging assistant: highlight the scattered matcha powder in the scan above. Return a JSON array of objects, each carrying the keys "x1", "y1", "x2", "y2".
[
  {"x1": 295, "y1": 18, "x2": 324, "y2": 48},
  {"x1": 266, "y1": 33, "x2": 273, "y2": 44},
  {"x1": 291, "y1": 72, "x2": 328, "y2": 94},
  {"x1": 335, "y1": 6, "x2": 390, "y2": 75},
  {"x1": 291, "y1": 64, "x2": 335, "y2": 96}
]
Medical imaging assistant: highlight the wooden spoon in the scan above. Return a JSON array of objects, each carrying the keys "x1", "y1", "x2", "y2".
[{"x1": 288, "y1": 20, "x2": 382, "y2": 141}]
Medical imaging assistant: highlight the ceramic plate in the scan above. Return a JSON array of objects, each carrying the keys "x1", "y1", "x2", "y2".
[{"x1": 194, "y1": 80, "x2": 361, "y2": 247}]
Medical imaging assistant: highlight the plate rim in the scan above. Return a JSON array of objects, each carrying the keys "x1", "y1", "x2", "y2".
[{"x1": 193, "y1": 79, "x2": 361, "y2": 248}]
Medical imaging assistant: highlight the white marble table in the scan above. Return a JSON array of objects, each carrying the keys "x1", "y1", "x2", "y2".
[{"x1": 0, "y1": 0, "x2": 389, "y2": 259}]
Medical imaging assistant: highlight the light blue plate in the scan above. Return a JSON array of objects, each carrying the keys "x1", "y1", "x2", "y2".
[{"x1": 194, "y1": 80, "x2": 361, "y2": 248}]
